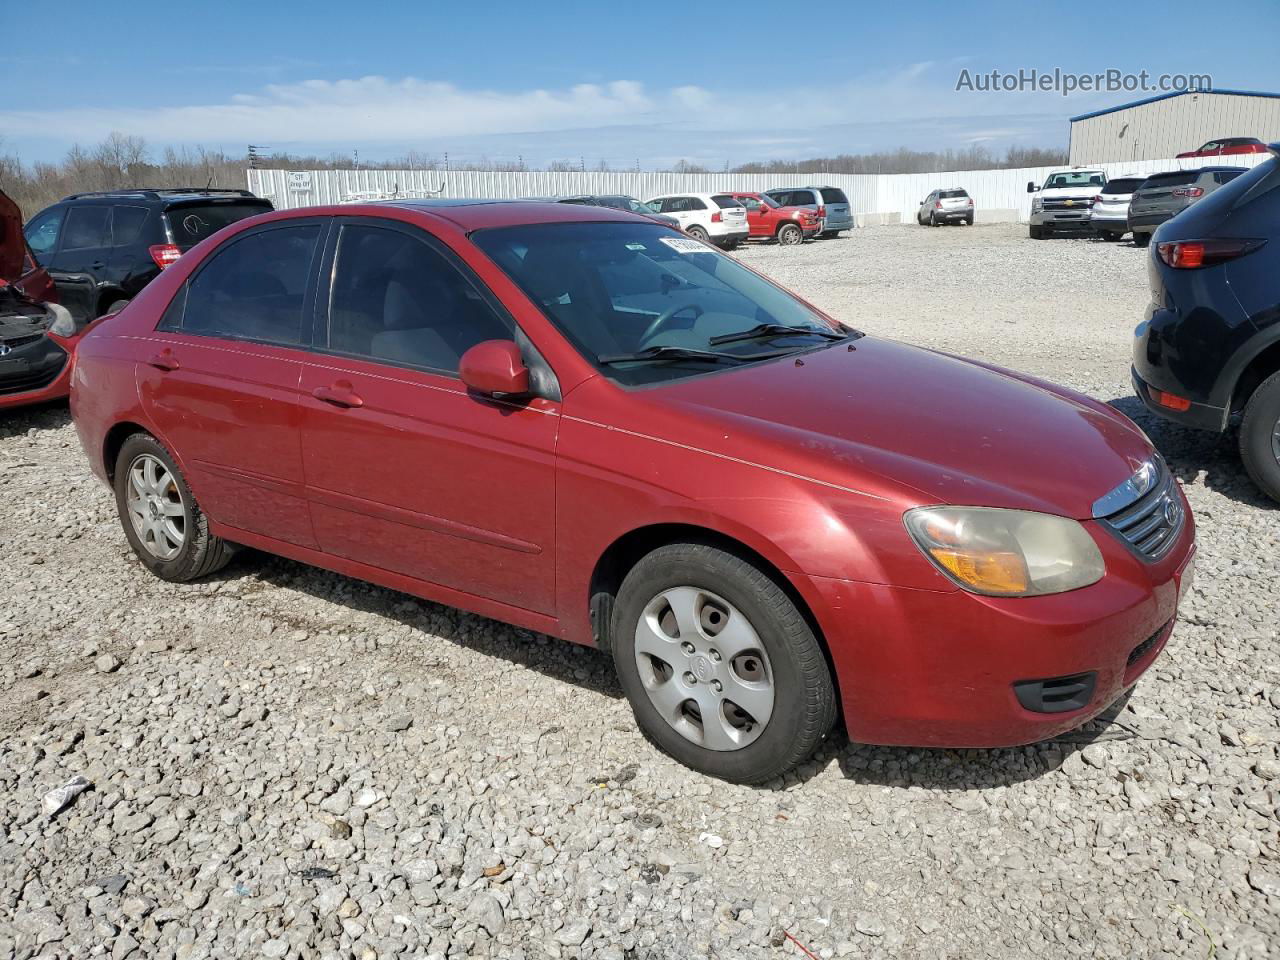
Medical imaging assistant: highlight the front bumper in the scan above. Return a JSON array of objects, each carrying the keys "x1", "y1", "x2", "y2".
[
  {"x1": 802, "y1": 515, "x2": 1195, "y2": 748},
  {"x1": 0, "y1": 335, "x2": 73, "y2": 410},
  {"x1": 1030, "y1": 208, "x2": 1095, "y2": 229}
]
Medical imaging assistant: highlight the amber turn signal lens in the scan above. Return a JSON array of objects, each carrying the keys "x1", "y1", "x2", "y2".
[
  {"x1": 1153, "y1": 390, "x2": 1191, "y2": 412},
  {"x1": 927, "y1": 547, "x2": 1030, "y2": 596}
]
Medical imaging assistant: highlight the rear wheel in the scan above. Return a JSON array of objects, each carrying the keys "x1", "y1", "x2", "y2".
[
  {"x1": 686, "y1": 225, "x2": 710, "y2": 242},
  {"x1": 114, "y1": 434, "x2": 235, "y2": 582},
  {"x1": 611, "y1": 543, "x2": 836, "y2": 784},
  {"x1": 1240, "y1": 371, "x2": 1280, "y2": 504},
  {"x1": 929, "y1": 212, "x2": 939, "y2": 227},
  {"x1": 776, "y1": 223, "x2": 803, "y2": 245},
  {"x1": 964, "y1": 215, "x2": 974, "y2": 226}
]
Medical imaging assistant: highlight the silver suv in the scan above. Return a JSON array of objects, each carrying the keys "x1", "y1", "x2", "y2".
[{"x1": 764, "y1": 186, "x2": 852, "y2": 237}]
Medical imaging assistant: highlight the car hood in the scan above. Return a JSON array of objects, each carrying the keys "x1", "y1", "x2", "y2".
[
  {"x1": 0, "y1": 188, "x2": 26, "y2": 283},
  {"x1": 650, "y1": 337, "x2": 1151, "y2": 519}
]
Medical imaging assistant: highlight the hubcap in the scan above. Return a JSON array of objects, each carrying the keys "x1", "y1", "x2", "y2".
[
  {"x1": 633, "y1": 587, "x2": 775, "y2": 751},
  {"x1": 125, "y1": 454, "x2": 186, "y2": 560}
]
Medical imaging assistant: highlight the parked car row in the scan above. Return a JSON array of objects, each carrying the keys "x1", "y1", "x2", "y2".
[{"x1": 1025, "y1": 165, "x2": 1249, "y2": 242}]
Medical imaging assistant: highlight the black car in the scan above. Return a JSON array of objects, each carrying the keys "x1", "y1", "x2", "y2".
[
  {"x1": 23, "y1": 188, "x2": 273, "y2": 322},
  {"x1": 1131, "y1": 147, "x2": 1280, "y2": 501},
  {"x1": 554, "y1": 195, "x2": 681, "y2": 229}
]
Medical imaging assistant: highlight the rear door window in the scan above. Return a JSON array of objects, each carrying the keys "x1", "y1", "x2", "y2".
[
  {"x1": 819, "y1": 188, "x2": 848, "y2": 204},
  {"x1": 178, "y1": 223, "x2": 321, "y2": 345},
  {"x1": 164, "y1": 200, "x2": 273, "y2": 248},
  {"x1": 61, "y1": 206, "x2": 111, "y2": 250}
]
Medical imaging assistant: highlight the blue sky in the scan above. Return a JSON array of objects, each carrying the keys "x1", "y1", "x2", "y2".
[{"x1": 3, "y1": 0, "x2": 1277, "y2": 167}]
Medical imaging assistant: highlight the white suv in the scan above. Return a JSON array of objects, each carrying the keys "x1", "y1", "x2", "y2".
[{"x1": 644, "y1": 193, "x2": 750, "y2": 248}]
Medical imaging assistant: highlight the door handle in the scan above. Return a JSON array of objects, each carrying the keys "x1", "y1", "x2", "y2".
[
  {"x1": 147, "y1": 350, "x2": 179, "y2": 371},
  {"x1": 312, "y1": 384, "x2": 364, "y2": 408}
]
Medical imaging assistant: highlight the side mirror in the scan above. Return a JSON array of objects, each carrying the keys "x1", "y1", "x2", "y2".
[
  {"x1": 1026, "y1": 182, "x2": 1037, "y2": 193},
  {"x1": 459, "y1": 340, "x2": 531, "y2": 398}
]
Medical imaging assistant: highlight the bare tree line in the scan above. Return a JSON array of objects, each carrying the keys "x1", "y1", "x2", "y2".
[{"x1": 0, "y1": 133, "x2": 1068, "y2": 214}]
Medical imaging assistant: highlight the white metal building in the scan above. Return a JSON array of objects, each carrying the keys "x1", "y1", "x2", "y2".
[{"x1": 1069, "y1": 89, "x2": 1280, "y2": 164}]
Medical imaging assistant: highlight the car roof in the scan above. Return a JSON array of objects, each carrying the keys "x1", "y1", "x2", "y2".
[
  {"x1": 377, "y1": 198, "x2": 645, "y2": 230},
  {"x1": 60, "y1": 188, "x2": 264, "y2": 205}
]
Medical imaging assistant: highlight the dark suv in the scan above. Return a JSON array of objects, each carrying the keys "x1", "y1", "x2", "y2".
[
  {"x1": 23, "y1": 189, "x2": 273, "y2": 321},
  {"x1": 1131, "y1": 147, "x2": 1280, "y2": 501},
  {"x1": 1127, "y1": 167, "x2": 1247, "y2": 246}
]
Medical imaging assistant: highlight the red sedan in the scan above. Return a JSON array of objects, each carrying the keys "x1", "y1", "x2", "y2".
[
  {"x1": 69, "y1": 200, "x2": 1195, "y2": 783},
  {"x1": 1176, "y1": 137, "x2": 1270, "y2": 159}
]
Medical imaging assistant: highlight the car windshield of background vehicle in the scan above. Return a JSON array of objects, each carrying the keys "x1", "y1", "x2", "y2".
[
  {"x1": 473, "y1": 221, "x2": 851, "y2": 386},
  {"x1": 1044, "y1": 173, "x2": 1106, "y2": 188},
  {"x1": 758, "y1": 194, "x2": 780, "y2": 208}
]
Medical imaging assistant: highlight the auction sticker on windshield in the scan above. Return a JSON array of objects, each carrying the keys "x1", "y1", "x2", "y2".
[{"x1": 660, "y1": 236, "x2": 713, "y2": 254}]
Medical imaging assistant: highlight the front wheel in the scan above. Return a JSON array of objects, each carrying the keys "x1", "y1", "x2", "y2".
[
  {"x1": 114, "y1": 433, "x2": 236, "y2": 582},
  {"x1": 1240, "y1": 370, "x2": 1280, "y2": 504},
  {"x1": 1029, "y1": 225, "x2": 1045, "y2": 239},
  {"x1": 686, "y1": 225, "x2": 710, "y2": 242},
  {"x1": 611, "y1": 543, "x2": 837, "y2": 784},
  {"x1": 776, "y1": 223, "x2": 803, "y2": 245},
  {"x1": 1132, "y1": 233, "x2": 1150, "y2": 247}
]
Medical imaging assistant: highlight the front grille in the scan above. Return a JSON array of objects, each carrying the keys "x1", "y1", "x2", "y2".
[
  {"x1": 1100, "y1": 462, "x2": 1186, "y2": 561},
  {"x1": 1, "y1": 333, "x2": 45, "y2": 349},
  {"x1": 1126, "y1": 623, "x2": 1168, "y2": 668},
  {"x1": 1043, "y1": 198, "x2": 1094, "y2": 210},
  {"x1": 0, "y1": 354, "x2": 66, "y2": 395}
]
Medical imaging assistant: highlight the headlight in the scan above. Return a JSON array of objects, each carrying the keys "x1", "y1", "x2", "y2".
[
  {"x1": 1031, "y1": 198, "x2": 1044, "y2": 213},
  {"x1": 47, "y1": 304, "x2": 77, "y2": 337},
  {"x1": 904, "y1": 507, "x2": 1104, "y2": 597}
]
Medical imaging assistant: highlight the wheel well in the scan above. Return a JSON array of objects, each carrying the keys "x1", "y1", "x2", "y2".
[
  {"x1": 587, "y1": 524, "x2": 838, "y2": 700},
  {"x1": 95, "y1": 289, "x2": 127, "y2": 318},
  {"x1": 774, "y1": 221, "x2": 801, "y2": 236},
  {"x1": 103, "y1": 422, "x2": 150, "y2": 482},
  {"x1": 1231, "y1": 341, "x2": 1280, "y2": 414}
]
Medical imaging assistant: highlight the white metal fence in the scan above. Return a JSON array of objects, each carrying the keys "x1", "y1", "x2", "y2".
[{"x1": 248, "y1": 153, "x2": 1270, "y2": 224}]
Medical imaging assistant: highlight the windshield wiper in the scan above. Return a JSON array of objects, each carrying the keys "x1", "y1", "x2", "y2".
[
  {"x1": 708, "y1": 322, "x2": 850, "y2": 346},
  {"x1": 597, "y1": 345, "x2": 789, "y2": 366}
]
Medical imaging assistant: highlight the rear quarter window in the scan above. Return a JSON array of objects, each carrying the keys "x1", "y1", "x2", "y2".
[{"x1": 164, "y1": 200, "x2": 273, "y2": 247}]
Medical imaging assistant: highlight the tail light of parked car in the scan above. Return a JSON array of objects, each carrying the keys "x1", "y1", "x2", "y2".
[
  {"x1": 816, "y1": 205, "x2": 826, "y2": 219},
  {"x1": 935, "y1": 200, "x2": 944, "y2": 209},
  {"x1": 1171, "y1": 186, "x2": 1205, "y2": 199},
  {"x1": 710, "y1": 212, "x2": 722, "y2": 223},
  {"x1": 1157, "y1": 238, "x2": 1266, "y2": 269},
  {"x1": 149, "y1": 244, "x2": 183, "y2": 269}
]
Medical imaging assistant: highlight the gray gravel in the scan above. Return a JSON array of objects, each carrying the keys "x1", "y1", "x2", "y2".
[{"x1": 2, "y1": 222, "x2": 1278, "y2": 959}]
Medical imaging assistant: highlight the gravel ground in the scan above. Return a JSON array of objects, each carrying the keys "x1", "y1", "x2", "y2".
[{"x1": 2, "y1": 222, "x2": 1278, "y2": 959}]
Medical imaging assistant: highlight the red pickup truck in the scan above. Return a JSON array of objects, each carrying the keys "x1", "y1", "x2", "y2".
[{"x1": 727, "y1": 192, "x2": 822, "y2": 244}]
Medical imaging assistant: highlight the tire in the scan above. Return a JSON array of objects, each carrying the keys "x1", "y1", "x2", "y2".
[
  {"x1": 113, "y1": 433, "x2": 236, "y2": 582},
  {"x1": 611, "y1": 543, "x2": 837, "y2": 784},
  {"x1": 964, "y1": 215, "x2": 974, "y2": 226},
  {"x1": 686, "y1": 225, "x2": 709, "y2": 242},
  {"x1": 1239, "y1": 370, "x2": 1280, "y2": 504},
  {"x1": 1029, "y1": 225, "x2": 1044, "y2": 239},
  {"x1": 102, "y1": 299, "x2": 130, "y2": 317},
  {"x1": 929, "y1": 212, "x2": 939, "y2": 227},
  {"x1": 1133, "y1": 233, "x2": 1150, "y2": 247},
  {"x1": 776, "y1": 223, "x2": 803, "y2": 245},
  {"x1": 720, "y1": 239, "x2": 740, "y2": 250}
]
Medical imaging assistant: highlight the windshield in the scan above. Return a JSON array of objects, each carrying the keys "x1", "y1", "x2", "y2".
[
  {"x1": 623, "y1": 198, "x2": 660, "y2": 214},
  {"x1": 1043, "y1": 172, "x2": 1105, "y2": 189},
  {"x1": 756, "y1": 193, "x2": 780, "y2": 208},
  {"x1": 472, "y1": 221, "x2": 848, "y2": 386}
]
